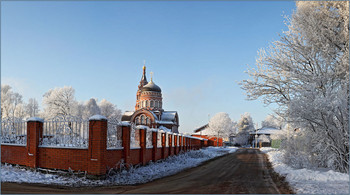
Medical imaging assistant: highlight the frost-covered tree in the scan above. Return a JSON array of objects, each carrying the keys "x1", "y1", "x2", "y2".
[
  {"x1": 261, "y1": 115, "x2": 283, "y2": 129},
  {"x1": 74, "y1": 102, "x2": 85, "y2": 119},
  {"x1": 1, "y1": 84, "x2": 25, "y2": 119},
  {"x1": 240, "y1": 1, "x2": 349, "y2": 172},
  {"x1": 26, "y1": 98, "x2": 39, "y2": 117},
  {"x1": 99, "y1": 99, "x2": 122, "y2": 120},
  {"x1": 231, "y1": 121, "x2": 238, "y2": 135},
  {"x1": 1, "y1": 85, "x2": 12, "y2": 118},
  {"x1": 235, "y1": 112, "x2": 255, "y2": 146},
  {"x1": 237, "y1": 112, "x2": 255, "y2": 132},
  {"x1": 42, "y1": 86, "x2": 77, "y2": 119},
  {"x1": 207, "y1": 112, "x2": 234, "y2": 138},
  {"x1": 83, "y1": 98, "x2": 101, "y2": 119},
  {"x1": 14, "y1": 103, "x2": 27, "y2": 119}
]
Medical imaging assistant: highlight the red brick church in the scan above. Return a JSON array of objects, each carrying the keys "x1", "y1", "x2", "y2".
[{"x1": 122, "y1": 65, "x2": 179, "y2": 133}]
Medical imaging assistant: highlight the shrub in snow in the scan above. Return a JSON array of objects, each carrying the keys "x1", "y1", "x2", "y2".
[{"x1": 280, "y1": 132, "x2": 316, "y2": 169}]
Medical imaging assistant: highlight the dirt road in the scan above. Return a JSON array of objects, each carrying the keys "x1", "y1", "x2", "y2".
[{"x1": 1, "y1": 148, "x2": 294, "y2": 194}]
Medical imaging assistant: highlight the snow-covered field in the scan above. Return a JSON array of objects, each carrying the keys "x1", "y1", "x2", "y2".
[
  {"x1": 260, "y1": 147, "x2": 350, "y2": 194},
  {"x1": 1, "y1": 147, "x2": 237, "y2": 187}
]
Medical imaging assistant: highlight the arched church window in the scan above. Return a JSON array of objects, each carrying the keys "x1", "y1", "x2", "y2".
[
  {"x1": 150, "y1": 100, "x2": 154, "y2": 107},
  {"x1": 135, "y1": 116, "x2": 140, "y2": 125},
  {"x1": 141, "y1": 115, "x2": 145, "y2": 125},
  {"x1": 155, "y1": 101, "x2": 158, "y2": 108},
  {"x1": 146, "y1": 100, "x2": 149, "y2": 107},
  {"x1": 146, "y1": 117, "x2": 151, "y2": 125}
]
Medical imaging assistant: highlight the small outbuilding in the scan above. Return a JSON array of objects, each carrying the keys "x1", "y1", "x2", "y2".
[{"x1": 250, "y1": 127, "x2": 283, "y2": 147}]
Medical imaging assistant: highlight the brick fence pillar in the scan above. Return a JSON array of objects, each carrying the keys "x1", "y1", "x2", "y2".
[
  {"x1": 161, "y1": 132, "x2": 166, "y2": 159},
  {"x1": 168, "y1": 133, "x2": 172, "y2": 156},
  {"x1": 174, "y1": 134, "x2": 178, "y2": 155},
  {"x1": 183, "y1": 137, "x2": 186, "y2": 152},
  {"x1": 26, "y1": 117, "x2": 44, "y2": 168},
  {"x1": 179, "y1": 135, "x2": 182, "y2": 152},
  {"x1": 121, "y1": 122, "x2": 131, "y2": 165},
  {"x1": 139, "y1": 127, "x2": 147, "y2": 165},
  {"x1": 183, "y1": 136, "x2": 186, "y2": 151},
  {"x1": 87, "y1": 115, "x2": 108, "y2": 179},
  {"x1": 152, "y1": 131, "x2": 157, "y2": 162},
  {"x1": 184, "y1": 136, "x2": 187, "y2": 152}
]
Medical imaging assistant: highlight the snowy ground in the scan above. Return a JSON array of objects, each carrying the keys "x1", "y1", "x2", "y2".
[
  {"x1": 260, "y1": 147, "x2": 350, "y2": 194},
  {"x1": 1, "y1": 147, "x2": 237, "y2": 187}
]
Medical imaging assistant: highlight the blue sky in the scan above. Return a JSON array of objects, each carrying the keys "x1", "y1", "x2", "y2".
[{"x1": 1, "y1": 1, "x2": 296, "y2": 134}]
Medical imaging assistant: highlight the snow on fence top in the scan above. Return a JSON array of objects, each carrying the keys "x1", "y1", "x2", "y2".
[
  {"x1": 136, "y1": 125, "x2": 149, "y2": 130},
  {"x1": 120, "y1": 121, "x2": 131, "y2": 126},
  {"x1": 26, "y1": 117, "x2": 44, "y2": 123},
  {"x1": 89, "y1": 115, "x2": 107, "y2": 121},
  {"x1": 1, "y1": 117, "x2": 27, "y2": 145}
]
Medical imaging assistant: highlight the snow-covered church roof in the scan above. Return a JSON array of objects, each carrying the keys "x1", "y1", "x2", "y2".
[
  {"x1": 121, "y1": 111, "x2": 134, "y2": 121},
  {"x1": 122, "y1": 110, "x2": 178, "y2": 125},
  {"x1": 161, "y1": 111, "x2": 177, "y2": 121},
  {"x1": 141, "y1": 80, "x2": 162, "y2": 92}
]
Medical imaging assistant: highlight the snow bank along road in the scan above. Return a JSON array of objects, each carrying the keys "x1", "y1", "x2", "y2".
[
  {"x1": 1, "y1": 148, "x2": 294, "y2": 194},
  {"x1": 261, "y1": 147, "x2": 350, "y2": 194}
]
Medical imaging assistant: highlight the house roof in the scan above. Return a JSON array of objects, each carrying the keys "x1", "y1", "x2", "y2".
[
  {"x1": 250, "y1": 127, "x2": 282, "y2": 135},
  {"x1": 193, "y1": 124, "x2": 209, "y2": 133}
]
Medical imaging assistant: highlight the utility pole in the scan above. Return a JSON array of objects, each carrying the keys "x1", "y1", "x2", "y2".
[{"x1": 255, "y1": 122, "x2": 258, "y2": 148}]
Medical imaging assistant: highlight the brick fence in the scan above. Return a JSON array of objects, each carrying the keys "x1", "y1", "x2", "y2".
[{"x1": 1, "y1": 115, "x2": 208, "y2": 178}]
